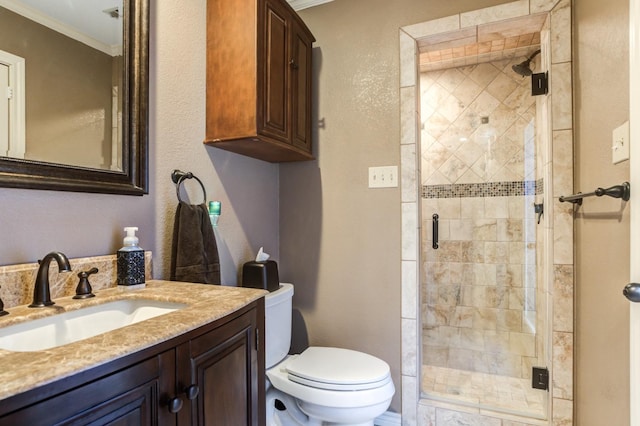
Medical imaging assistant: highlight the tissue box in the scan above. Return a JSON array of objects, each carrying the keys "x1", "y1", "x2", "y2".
[{"x1": 242, "y1": 260, "x2": 279, "y2": 292}]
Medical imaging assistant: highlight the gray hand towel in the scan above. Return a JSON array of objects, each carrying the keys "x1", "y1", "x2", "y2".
[{"x1": 170, "y1": 202, "x2": 221, "y2": 284}]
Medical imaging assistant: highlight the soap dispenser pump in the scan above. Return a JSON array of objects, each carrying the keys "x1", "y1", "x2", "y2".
[{"x1": 117, "y1": 227, "x2": 145, "y2": 287}]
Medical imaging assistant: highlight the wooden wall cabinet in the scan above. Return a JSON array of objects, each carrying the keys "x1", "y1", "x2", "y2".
[
  {"x1": 0, "y1": 301, "x2": 265, "y2": 426},
  {"x1": 205, "y1": 0, "x2": 315, "y2": 162}
]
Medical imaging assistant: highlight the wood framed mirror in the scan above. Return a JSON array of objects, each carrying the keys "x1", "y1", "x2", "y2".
[{"x1": 0, "y1": 0, "x2": 148, "y2": 195}]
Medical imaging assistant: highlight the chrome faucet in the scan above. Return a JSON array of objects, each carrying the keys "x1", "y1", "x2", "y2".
[{"x1": 29, "y1": 252, "x2": 71, "y2": 308}]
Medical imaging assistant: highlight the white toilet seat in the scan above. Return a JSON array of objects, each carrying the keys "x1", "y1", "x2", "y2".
[
  {"x1": 266, "y1": 347, "x2": 395, "y2": 409},
  {"x1": 288, "y1": 372, "x2": 392, "y2": 391},
  {"x1": 285, "y1": 347, "x2": 392, "y2": 391}
]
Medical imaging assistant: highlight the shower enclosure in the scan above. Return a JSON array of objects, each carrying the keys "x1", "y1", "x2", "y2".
[
  {"x1": 419, "y1": 56, "x2": 548, "y2": 418},
  {"x1": 400, "y1": 1, "x2": 574, "y2": 422}
]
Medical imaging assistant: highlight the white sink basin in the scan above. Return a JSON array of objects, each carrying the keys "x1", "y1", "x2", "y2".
[{"x1": 0, "y1": 299, "x2": 186, "y2": 352}]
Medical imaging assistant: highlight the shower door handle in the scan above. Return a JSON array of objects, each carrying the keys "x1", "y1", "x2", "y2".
[{"x1": 432, "y1": 214, "x2": 439, "y2": 249}]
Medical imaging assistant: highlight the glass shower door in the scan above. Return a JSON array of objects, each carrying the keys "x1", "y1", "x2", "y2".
[{"x1": 419, "y1": 62, "x2": 548, "y2": 419}]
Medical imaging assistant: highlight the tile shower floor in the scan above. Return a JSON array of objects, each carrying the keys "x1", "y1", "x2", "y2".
[{"x1": 422, "y1": 365, "x2": 546, "y2": 419}]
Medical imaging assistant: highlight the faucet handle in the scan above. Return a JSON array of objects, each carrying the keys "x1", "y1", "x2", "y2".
[
  {"x1": 73, "y1": 268, "x2": 98, "y2": 299},
  {"x1": 0, "y1": 286, "x2": 8, "y2": 317}
]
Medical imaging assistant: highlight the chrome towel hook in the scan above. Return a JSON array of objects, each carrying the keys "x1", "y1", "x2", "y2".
[{"x1": 171, "y1": 169, "x2": 206, "y2": 204}]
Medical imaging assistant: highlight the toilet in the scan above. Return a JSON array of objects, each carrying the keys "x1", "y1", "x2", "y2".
[{"x1": 264, "y1": 283, "x2": 395, "y2": 426}]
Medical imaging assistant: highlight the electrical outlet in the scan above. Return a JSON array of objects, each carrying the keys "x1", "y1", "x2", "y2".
[
  {"x1": 368, "y1": 166, "x2": 398, "y2": 188},
  {"x1": 612, "y1": 121, "x2": 630, "y2": 164}
]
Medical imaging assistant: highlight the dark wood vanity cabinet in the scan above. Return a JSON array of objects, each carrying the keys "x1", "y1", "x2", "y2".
[
  {"x1": 174, "y1": 303, "x2": 263, "y2": 425},
  {"x1": 0, "y1": 301, "x2": 265, "y2": 426},
  {"x1": 204, "y1": 0, "x2": 315, "y2": 162}
]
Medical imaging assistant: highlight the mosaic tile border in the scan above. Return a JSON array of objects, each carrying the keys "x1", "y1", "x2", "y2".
[{"x1": 422, "y1": 179, "x2": 544, "y2": 199}]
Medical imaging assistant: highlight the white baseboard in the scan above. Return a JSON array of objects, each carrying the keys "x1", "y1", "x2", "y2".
[{"x1": 375, "y1": 411, "x2": 402, "y2": 426}]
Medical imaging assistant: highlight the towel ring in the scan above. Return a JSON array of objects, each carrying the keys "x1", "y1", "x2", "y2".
[{"x1": 171, "y1": 169, "x2": 206, "y2": 204}]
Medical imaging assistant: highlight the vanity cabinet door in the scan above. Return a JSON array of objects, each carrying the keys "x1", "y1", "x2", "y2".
[
  {"x1": 0, "y1": 356, "x2": 162, "y2": 426},
  {"x1": 177, "y1": 307, "x2": 265, "y2": 426}
]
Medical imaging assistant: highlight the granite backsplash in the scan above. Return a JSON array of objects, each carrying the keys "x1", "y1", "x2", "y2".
[{"x1": 0, "y1": 253, "x2": 153, "y2": 309}]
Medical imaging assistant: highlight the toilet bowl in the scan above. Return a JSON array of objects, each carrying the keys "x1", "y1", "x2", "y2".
[{"x1": 264, "y1": 284, "x2": 395, "y2": 425}]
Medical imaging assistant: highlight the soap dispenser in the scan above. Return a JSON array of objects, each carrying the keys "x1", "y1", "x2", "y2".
[{"x1": 117, "y1": 227, "x2": 145, "y2": 286}]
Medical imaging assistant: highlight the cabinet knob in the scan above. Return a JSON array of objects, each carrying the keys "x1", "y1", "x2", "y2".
[
  {"x1": 289, "y1": 59, "x2": 299, "y2": 70},
  {"x1": 185, "y1": 384, "x2": 199, "y2": 400},
  {"x1": 168, "y1": 396, "x2": 183, "y2": 413}
]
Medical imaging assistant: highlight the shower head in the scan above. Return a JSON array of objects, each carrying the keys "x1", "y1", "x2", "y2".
[{"x1": 512, "y1": 49, "x2": 541, "y2": 77}]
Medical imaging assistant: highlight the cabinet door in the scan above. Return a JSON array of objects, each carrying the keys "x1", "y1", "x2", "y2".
[
  {"x1": 260, "y1": 0, "x2": 290, "y2": 144},
  {"x1": 0, "y1": 357, "x2": 162, "y2": 426},
  {"x1": 290, "y1": 21, "x2": 313, "y2": 153},
  {"x1": 178, "y1": 309, "x2": 261, "y2": 426}
]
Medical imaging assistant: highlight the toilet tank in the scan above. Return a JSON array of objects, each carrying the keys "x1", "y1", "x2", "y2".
[{"x1": 264, "y1": 283, "x2": 293, "y2": 369}]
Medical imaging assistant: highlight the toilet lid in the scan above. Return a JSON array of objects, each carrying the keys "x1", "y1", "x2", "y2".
[{"x1": 285, "y1": 347, "x2": 391, "y2": 391}]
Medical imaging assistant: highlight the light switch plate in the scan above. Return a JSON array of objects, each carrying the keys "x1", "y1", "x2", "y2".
[
  {"x1": 612, "y1": 121, "x2": 630, "y2": 164},
  {"x1": 368, "y1": 166, "x2": 398, "y2": 188}
]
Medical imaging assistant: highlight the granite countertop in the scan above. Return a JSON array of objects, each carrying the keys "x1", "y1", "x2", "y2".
[{"x1": 0, "y1": 280, "x2": 267, "y2": 401}]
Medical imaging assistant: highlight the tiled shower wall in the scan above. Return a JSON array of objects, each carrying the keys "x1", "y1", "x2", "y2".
[
  {"x1": 421, "y1": 194, "x2": 541, "y2": 378},
  {"x1": 420, "y1": 61, "x2": 544, "y2": 379},
  {"x1": 419, "y1": 62, "x2": 536, "y2": 187}
]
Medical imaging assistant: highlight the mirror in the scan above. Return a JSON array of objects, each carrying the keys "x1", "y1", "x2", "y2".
[{"x1": 0, "y1": 0, "x2": 148, "y2": 195}]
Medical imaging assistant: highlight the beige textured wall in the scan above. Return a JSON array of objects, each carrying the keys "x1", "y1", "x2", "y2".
[
  {"x1": 574, "y1": 0, "x2": 630, "y2": 423},
  {"x1": 282, "y1": 0, "x2": 512, "y2": 413}
]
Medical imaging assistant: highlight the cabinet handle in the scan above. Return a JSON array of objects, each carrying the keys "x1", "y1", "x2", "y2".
[
  {"x1": 185, "y1": 384, "x2": 199, "y2": 400},
  {"x1": 289, "y1": 59, "x2": 299, "y2": 70},
  {"x1": 168, "y1": 396, "x2": 183, "y2": 413}
]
